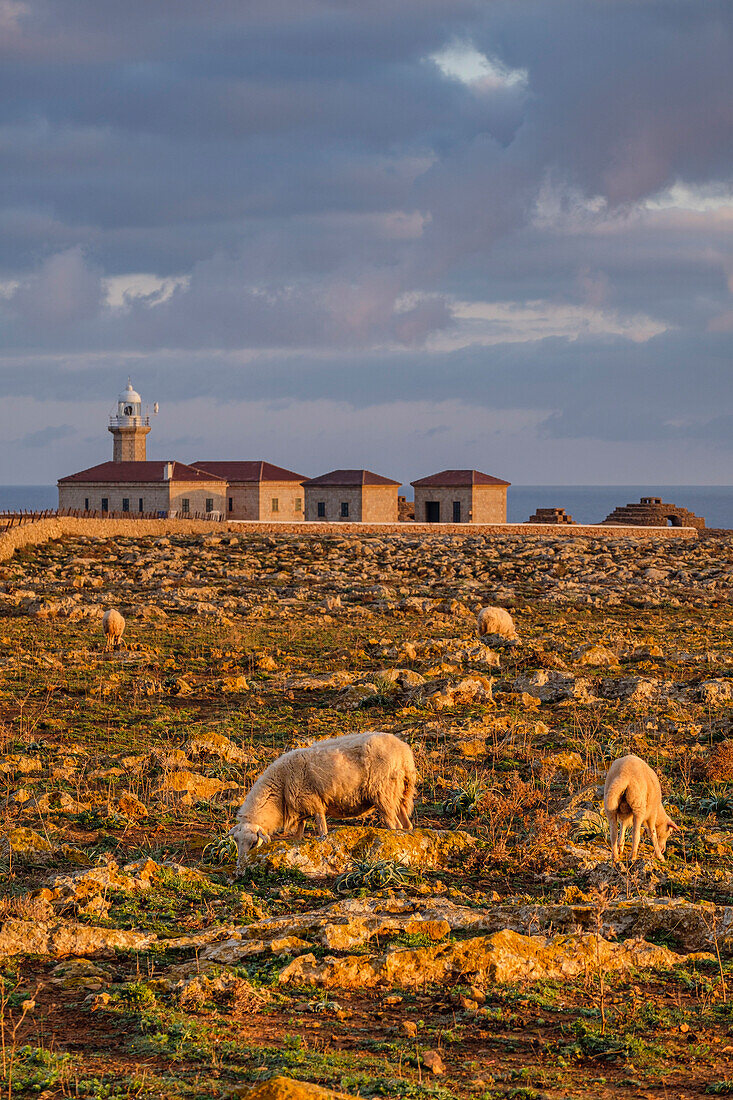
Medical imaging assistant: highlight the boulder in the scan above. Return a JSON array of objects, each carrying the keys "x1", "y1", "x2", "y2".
[
  {"x1": 156, "y1": 770, "x2": 239, "y2": 805},
  {"x1": 698, "y1": 680, "x2": 733, "y2": 705},
  {"x1": 3, "y1": 827, "x2": 55, "y2": 857},
  {"x1": 512, "y1": 670, "x2": 594, "y2": 703},
  {"x1": 184, "y1": 731, "x2": 251, "y2": 763},
  {"x1": 572, "y1": 643, "x2": 619, "y2": 667},
  {"x1": 242, "y1": 826, "x2": 475, "y2": 878},
  {"x1": 242, "y1": 1078, "x2": 359, "y2": 1100}
]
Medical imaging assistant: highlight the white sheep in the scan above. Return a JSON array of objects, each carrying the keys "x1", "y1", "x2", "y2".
[
  {"x1": 477, "y1": 605, "x2": 518, "y2": 644},
  {"x1": 102, "y1": 608, "x2": 126, "y2": 652},
  {"x1": 228, "y1": 731, "x2": 416, "y2": 873},
  {"x1": 603, "y1": 754, "x2": 679, "y2": 862}
]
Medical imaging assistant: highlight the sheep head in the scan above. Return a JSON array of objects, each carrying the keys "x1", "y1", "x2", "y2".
[{"x1": 227, "y1": 821, "x2": 271, "y2": 872}]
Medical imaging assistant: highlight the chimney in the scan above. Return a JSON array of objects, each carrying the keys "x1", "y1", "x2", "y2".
[{"x1": 164, "y1": 462, "x2": 174, "y2": 480}]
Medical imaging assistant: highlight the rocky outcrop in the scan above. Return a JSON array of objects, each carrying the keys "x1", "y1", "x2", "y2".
[
  {"x1": 278, "y1": 929, "x2": 687, "y2": 989},
  {"x1": 243, "y1": 827, "x2": 475, "y2": 878},
  {"x1": 0, "y1": 918, "x2": 155, "y2": 959}
]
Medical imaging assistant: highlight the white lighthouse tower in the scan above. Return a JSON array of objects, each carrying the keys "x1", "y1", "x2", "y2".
[{"x1": 108, "y1": 380, "x2": 151, "y2": 462}]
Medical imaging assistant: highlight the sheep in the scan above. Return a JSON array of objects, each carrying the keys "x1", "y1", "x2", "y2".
[
  {"x1": 477, "y1": 605, "x2": 518, "y2": 644},
  {"x1": 102, "y1": 608, "x2": 125, "y2": 652},
  {"x1": 603, "y1": 754, "x2": 679, "y2": 862},
  {"x1": 228, "y1": 731, "x2": 416, "y2": 873}
]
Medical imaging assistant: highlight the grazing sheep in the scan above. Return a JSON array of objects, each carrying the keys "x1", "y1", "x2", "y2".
[
  {"x1": 228, "y1": 731, "x2": 416, "y2": 873},
  {"x1": 603, "y1": 754, "x2": 679, "y2": 862},
  {"x1": 102, "y1": 608, "x2": 125, "y2": 652},
  {"x1": 477, "y1": 605, "x2": 518, "y2": 643}
]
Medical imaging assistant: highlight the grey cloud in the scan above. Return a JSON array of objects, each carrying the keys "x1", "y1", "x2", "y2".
[
  {"x1": 0, "y1": 0, "x2": 731, "y2": 482},
  {"x1": 21, "y1": 424, "x2": 76, "y2": 448}
]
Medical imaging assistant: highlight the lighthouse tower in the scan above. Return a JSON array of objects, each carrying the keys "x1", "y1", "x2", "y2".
[{"x1": 108, "y1": 381, "x2": 151, "y2": 462}]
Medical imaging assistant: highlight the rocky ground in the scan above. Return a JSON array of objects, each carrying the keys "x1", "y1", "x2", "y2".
[{"x1": 1, "y1": 529, "x2": 733, "y2": 1099}]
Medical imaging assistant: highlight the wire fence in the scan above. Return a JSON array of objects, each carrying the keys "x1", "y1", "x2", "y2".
[{"x1": 0, "y1": 508, "x2": 224, "y2": 530}]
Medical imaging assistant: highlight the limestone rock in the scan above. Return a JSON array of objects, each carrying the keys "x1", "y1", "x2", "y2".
[
  {"x1": 241, "y1": 826, "x2": 475, "y2": 879},
  {"x1": 204, "y1": 895, "x2": 493, "y2": 963},
  {"x1": 278, "y1": 929, "x2": 683, "y2": 990},
  {"x1": 572, "y1": 643, "x2": 619, "y2": 667},
  {"x1": 0, "y1": 918, "x2": 155, "y2": 960},
  {"x1": 512, "y1": 670, "x2": 593, "y2": 703},
  {"x1": 184, "y1": 730, "x2": 251, "y2": 763},
  {"x1": 242, "y1": 1078, "x2": 358, "y2": 1100},
  {"x1": 156, "y1": 769, "x2": 239, "y2": 804},
  {"x1": 116, "y1": 790, "x2": 148, "y2": 817},
  {"x1": 3, "y1": 827, "x2": 54, "y2": 856},
  {"x1": 698, "y1": 680, "x2": 733, "y2": 705}
]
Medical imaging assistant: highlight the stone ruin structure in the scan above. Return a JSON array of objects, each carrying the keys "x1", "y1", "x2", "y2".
[
  {"x1": 602, "y1": 497, "x2": 705, "y2": 529},
  {"x1": 528, "y1": 507, "x2": 576, "y2": 525}
]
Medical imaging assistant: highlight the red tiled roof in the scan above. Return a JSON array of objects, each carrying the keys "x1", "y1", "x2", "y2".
[
  {"x1": 303, "y1": 469, "x2": 401, "y2": 487},
  {"x1": 191, "y1": 461, "x2": 306, "y2": 483},
  {"x1": 58, "y1": 461, "x2": 226, "y2": 485},
  {"x1": 410, "y1": 469, "x2": 510, "y2": 488}
]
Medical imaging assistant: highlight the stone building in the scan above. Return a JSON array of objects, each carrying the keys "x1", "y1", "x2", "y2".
[
  {"x1": 603, "y1": 497, "x2": 705, "y2": 529},
  {"x1": 411, "y1": 469, "x2": 510, "y2": 524},
  {"x1": 58, "y1": 461, "x2": 227, "y2": 517},
  {"x1": 191, "y1": 461, "x2": 306, "y2": 520},
  {"x1": 303, "y1": 470, "x2": 400, "y2": 522}
]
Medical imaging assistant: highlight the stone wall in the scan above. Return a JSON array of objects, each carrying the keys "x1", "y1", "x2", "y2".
[
  {"x1": 257, "y1": 481, "x2": 305, "y2": 522},
  {"x1": 413, "y1": 486, "x2": 506, "y2": 524},
  {"x1": 169, "y1": 480, "x2": 227, "y2": 517},
  {"x1": 362, "y1": 485, "x2": 399, "y2": 523},
  {"x1": 413, "y1": 487, "x2": 472, "y2": 524},
  {"x1": 472, "y1": 486, "x2": 508, "y2": 524},
  {"x1": 0, "y1": 515, "x2": 700, "y2": 564},
  {"x1": 226, "y1": 483, "x2": 260, "y2": 520},
  {"x1": 0, "y1": 516, "x2": 229, "y2": 563},
  {"x1": 59, "y1": 483, "x2": 171, "y2": 515}
]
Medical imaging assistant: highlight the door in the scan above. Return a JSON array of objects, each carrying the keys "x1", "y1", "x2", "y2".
[
  {"x1": 425, "y1": 501, "x2": 440, "y2": 523},
  {"x1": 452, "y1": 500, "x2": 461, "y2": 523}
]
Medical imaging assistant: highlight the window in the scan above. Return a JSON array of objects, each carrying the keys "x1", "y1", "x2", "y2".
[
  {"x1": 101, "y1": 498, "x2": 109, "y2": 513},
  {"x1": 181, "y1": 498, "x2": 190, "y2": 514},
  {"x1": 228, "y1": 497, "x2": 233, "y2": 512},
  {"x1": 452, "y1": 501, "x2": 461, "y2": 523},
  {"x1": 138, "y1": 498, "x2": 143, "y2": 513},
  {"x1": 84, "y1": 498, "x2": 89, "y2": 511},
  {"x1": 317, "y1": 501, "x2": 326, "y2": 518},
  {"x1": 206, "y1": 498, "x2": 213, "y2": 513},
  {"x1": 271, "y1": 498, "x2": 279, "y2": 513},
  {"x1": 122, "y1": 498, "x2": 130, "y2": 512},
  {"x1": 295, "y1": 497, "x2": 302, "y2": 512},
  {"x1": 340, "y1": 501, "x2": 349, "y2": 518}
]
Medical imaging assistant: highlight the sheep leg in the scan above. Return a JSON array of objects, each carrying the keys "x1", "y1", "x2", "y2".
[
  {"x1": 618, "y1": 822, "x2": 628, "y2": 859},
  {"x1": 648, "y1": 823, "x2": 665, "y2": 862},
  {"x1": 397, "y1": 807, "x2": 413, "y2": 831},
  {"x1": 608, "y1": 815, "x2": 619, "y2": 861},
  {"x1": 315, "y1": 811, "x2": 328, "y2": 838},
  {"x1": 293, "y1": 819, "x2": 306, "y2": 840},
  {"x1": 377, "y1": 805, "x2": 400, "y2": 830},
  {"x1": 630, "y1": 815, "x2": 644, "y2": 861}
]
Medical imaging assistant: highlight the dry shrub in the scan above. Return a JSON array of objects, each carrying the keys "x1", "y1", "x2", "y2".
[
  {"x1": 475, "y1": 774, "x2": 543, "y2": 850},
  {"x1": 177, "y1": 971, "x2": 269, "y2": 1015},
  {"x1": 0, "y1": 894, "x2": 54, "y2": 922},
  {"x1": 702, "y1": 740, "x2": 733, "y2": 784},
  {"x1": 522, "y1": 809, "x2": 571, "y2": 873}
]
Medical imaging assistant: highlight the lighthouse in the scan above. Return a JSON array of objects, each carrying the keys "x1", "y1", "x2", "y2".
[{"x1": 108, "y1": 381, "x2": 151, "y2": 462}]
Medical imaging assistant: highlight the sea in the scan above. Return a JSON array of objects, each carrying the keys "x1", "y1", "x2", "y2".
[{"x1": 2, "y1": 485, "x2": 733, "y2": 529}]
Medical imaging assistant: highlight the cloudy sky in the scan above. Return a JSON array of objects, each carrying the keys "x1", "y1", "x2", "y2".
[{"x1": 1, "y1": 0, "x2": 732, "y2": 486}]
